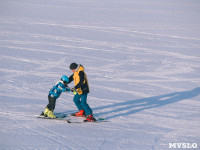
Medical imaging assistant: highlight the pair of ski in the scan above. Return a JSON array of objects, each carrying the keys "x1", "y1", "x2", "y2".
[{"x1": 37, "y1": 113, "x2": 106, "y2": 124}]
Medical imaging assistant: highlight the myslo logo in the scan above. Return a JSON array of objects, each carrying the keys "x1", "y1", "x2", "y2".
[{"x1": 169, "y1": 143, "x2": 198, "y2": 149}]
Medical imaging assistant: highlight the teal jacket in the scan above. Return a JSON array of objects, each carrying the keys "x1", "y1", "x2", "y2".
[{"x1": 49, "y1": 81, "x2": 70, "y2": 99}]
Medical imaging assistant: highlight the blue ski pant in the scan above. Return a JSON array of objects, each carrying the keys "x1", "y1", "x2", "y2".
[{"x1": 73, "y1": 93, "x2": 92, "y2": 115}]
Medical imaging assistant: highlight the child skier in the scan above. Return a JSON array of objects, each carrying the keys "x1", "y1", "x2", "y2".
[{"x1": 42, "y1": 75, "x2": 71, "y2": 118}]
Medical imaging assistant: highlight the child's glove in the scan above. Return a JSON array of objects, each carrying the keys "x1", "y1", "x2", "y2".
[
  {"x1": 70, "y1": 87, "x2": 75, "y2": 92},
  {"x1": 70, "y1": 87, "x2": 77, "y2": 95}
]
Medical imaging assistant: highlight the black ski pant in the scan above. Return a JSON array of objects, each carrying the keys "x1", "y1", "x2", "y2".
[{"x1": 46, "y1": 95, "x2": 56, "y2": 111}]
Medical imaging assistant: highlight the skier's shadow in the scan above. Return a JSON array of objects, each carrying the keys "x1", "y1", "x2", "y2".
[{"x1": 93, "y1": 87, "x2": 200, "y2": 119}]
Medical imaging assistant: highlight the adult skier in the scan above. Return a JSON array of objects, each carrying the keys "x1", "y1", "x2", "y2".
[
  {"x1": 68, "y1": 63, "x2": 96, "y2": 122},
  {"x1": 43, "y1": 75, "x2": 71, "y2": 118}
]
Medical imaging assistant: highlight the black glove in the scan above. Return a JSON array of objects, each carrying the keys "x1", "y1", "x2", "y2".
[
  {"x1": 70, "y1": 87, "x2": 77, "y2": 95},
  {"x1": 70, "y1": 87, "x2": 75, "y2": 92}
]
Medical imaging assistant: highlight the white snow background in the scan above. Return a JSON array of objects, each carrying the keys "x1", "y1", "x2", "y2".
[{"x1": 0, "y1": 0, "x2": 200, "y2": 150}]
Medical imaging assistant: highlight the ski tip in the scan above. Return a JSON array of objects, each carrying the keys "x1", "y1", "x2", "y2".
[
  {"x1": 67, "y1": 120, "x2": 72, "y2": 123},
  {"x1": 98, "y1": 118, "x2": 105, "y2": 120}
]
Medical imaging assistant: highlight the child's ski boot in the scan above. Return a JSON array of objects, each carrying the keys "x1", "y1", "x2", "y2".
[
  {"x1": 44, "y1": 108, "x2": 56, "y2": 118},
  {"x1": 47, "y1": 110, "x2": 56, "y2": 118}
]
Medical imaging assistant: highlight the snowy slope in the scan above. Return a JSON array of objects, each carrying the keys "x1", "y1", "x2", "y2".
[{"x1": 0, "y1": 0, "x2": 200, "y2": 150}]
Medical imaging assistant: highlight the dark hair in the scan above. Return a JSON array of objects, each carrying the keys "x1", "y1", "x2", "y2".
[{"x1": 70, "y1": 63, "x2": 78, "y2": 70}]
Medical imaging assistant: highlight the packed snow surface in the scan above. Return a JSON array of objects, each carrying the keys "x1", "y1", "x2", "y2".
[{"x1": 0, "y1": 0, "x2": 200, "y2": 150}]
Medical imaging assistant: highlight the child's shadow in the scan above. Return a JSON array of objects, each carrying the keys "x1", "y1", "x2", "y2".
[{"x1": 93, "y1": 87, "x2": 200, "y2": 119}]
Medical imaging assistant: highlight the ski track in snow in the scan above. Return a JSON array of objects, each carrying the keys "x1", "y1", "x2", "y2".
[{"x1": 0, "y1": 0, "x2": 200, "y2": 149}]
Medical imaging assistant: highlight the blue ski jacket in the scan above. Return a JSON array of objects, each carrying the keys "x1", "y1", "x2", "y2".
[{"x1": 49, "y1": 81, "x2": 70, "y2": 99}]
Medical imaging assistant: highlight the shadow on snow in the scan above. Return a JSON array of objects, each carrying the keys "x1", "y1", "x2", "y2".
[{"x1": 93, "y1": 87, "x2": 200, "y2": 120}]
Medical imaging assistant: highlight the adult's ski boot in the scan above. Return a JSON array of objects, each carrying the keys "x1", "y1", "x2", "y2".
[
  {"x1": 71, "y1": 110, "x2": 86, "y2": 117},
  {"x1": 84, "y1": 114, "x2": 96, "y2": 122}
]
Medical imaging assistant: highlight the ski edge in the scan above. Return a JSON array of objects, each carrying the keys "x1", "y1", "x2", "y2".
[
  {"x1": 36, "y1": 115, "x2": 70, "y2": 121},
  {"x1": 67, "y1": 118, "x2": 107, "y2": 124}
]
